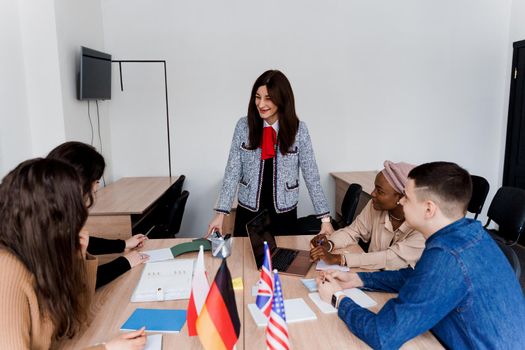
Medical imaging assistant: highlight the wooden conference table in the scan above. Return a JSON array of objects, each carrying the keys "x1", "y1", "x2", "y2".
[
  {"x1": 85, "y1": 177, "x2": 179, "y2": 240},
  {"x1": 58, "y1": 236, "x2": 442, "y2": 349}
]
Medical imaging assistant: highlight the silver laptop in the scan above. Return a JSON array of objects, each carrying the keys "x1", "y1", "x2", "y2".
[{"x1": 246, "y1": 210, "x2": 312, "y2": 277}]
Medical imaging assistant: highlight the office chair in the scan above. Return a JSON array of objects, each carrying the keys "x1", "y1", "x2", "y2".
[
  {"x1": 158, "y1": 175, "x2": 186, "y2": 215},
  {"x1": 296, "y1": 183, "x2": 362, "y2": 234},
  {"x1": 149, "y1": 190, "x2": 190, "y2": 238},
  {"x1": 467, "y1": 175, "x2": 489, "y2": 220},
  {"x1": 484, "y1": 186, "x2": 525, "y2": 280}
]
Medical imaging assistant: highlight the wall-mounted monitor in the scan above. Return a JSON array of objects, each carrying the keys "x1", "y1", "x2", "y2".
[{"x1": 77, "y1": 46, "x2": 111, "y2": 100}]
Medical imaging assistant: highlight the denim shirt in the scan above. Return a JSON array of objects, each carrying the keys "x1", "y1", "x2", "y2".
[{"x1": 338, "y1": 218, "x2": 525, "y2": 349}]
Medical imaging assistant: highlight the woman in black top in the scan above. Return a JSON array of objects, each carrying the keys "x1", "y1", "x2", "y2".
[{"x1": 47, "y1": 141, "x2": 149, "y2": 288}]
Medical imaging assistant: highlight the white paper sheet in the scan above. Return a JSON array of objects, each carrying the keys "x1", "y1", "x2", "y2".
[
  {"x1": 308, "y1": 292, "x2": 337, "y2": 314},
  {"x1": 248, "y1": 298, "x2": 317, "y2": 327},
  {"x1": 308, "y1": 288, "x2": 377, "y2": 314},
  {"x1": 144, "y1": 334, "x2": 162, "y2": 350},
  {"x1": 316, "y1": 260, "x2": 350, "y2": 272},
  {"x1": 343, "y1": 288, "x2": 377, "y2": 308},
  {"x1": 142, "y1": 248, "x2": 174, "y2": 263}
]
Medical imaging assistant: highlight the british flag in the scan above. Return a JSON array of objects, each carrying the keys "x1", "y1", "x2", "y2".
[
  {"x1": 266, "y1": 270, "x2": 290, "y2": 350},
  {"x1": 256, "y1": 241, "x2": 274, "y2": 318}
]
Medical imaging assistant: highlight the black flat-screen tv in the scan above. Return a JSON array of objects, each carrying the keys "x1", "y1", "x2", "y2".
[{"x1": 77, "y1": 46, "x2": 111, "y2": 100}]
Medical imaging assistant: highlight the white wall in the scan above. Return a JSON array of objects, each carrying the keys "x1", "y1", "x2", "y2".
[
  {"x1": 17, "y1": 0, "x2": 66, "y2": 156},
  {"x1": 99, "y1": 0, "x2": 515, "y2": 235},
  {"x1": 0, "y1": 0, "x2": 68, "y2": 176},
  {"x1": 509, "y1": 0, "x2": 525, "y2": 41},
  {"x1": 0, "y1": 0, "x2": 32, "y2": 175},
  {"x1": 2, "y1": 1, "x2": 518, "y2": 235}
]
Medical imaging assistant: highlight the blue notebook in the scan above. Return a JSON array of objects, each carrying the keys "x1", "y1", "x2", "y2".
[{"x1": 121, "y1": 308, "x2": 187, "y2": 333}]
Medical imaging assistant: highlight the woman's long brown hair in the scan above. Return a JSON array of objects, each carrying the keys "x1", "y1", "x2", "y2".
[
  {"x1": 0, "y1": 158, "x2": 89, "y2": 340},
  {"x1": 247, "y1": 70, "x2": 300, "y2": 155},
  {"x1": 47, "y1": 141, "x2": 106, "y2": 208}
]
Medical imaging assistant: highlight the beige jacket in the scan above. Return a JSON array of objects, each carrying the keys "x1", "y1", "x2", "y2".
[
  {"x1": 329, "y1": 201, "x2": 425, "y2": 270},
  {"x1": 0, "y1": 249, "x2": 104, "y2": 350}
]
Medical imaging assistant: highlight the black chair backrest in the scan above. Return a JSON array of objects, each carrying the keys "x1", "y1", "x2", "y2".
[
  {"x1": 155, "y1": 175, "x2": 186, "y2": 224},
  {"x1": 167, "y1": 175, "x2": 186, "y2": 202},
  {"x1": 167, "y1": 190, "x2": 189, "y2": 235},
  {"x1": 340, "y1": 183, "x2": 363, "y2": 227},
  {"x1": 467, "y1": 175, "x2": 489, "y2": 220},
  {"x1": 485, "y1": 186, "x2": 525, "y2": 244}
]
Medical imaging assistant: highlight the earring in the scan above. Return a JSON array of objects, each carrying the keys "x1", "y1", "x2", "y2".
[{"x1": 396, "y1": 201, "x2": 400, "y2": 205}]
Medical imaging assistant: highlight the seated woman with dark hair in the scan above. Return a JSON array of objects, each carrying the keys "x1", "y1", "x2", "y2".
[
  {"x1": 0, "y1": 158, "x2": 146, "y2": 349},
  {"x1": 47, "y1": 141, "x2": 149, "y2": 288},
  {"x1": 311, "y1": 161, "x2": 425, "y2": 270}
]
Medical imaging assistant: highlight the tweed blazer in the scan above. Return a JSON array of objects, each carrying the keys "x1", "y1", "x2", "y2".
[{"x1": 215, "y1": 117, "x2": 330, "y2": 217}]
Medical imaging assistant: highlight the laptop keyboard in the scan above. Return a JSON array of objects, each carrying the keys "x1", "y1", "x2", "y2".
[{"x1": 272, "y1": 248, "x2": 299, "y2": 272}]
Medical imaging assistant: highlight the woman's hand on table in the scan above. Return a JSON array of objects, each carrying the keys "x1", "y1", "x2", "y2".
[
  {"x1": 310, "y1": 245, "x2": 342, "y2": 265},
  {"x1": 310, "y1": 233, "x2": 330, "y2": 249},
  {"x1": 105, "y1": 327, "x2": 147, "y2": 350},
  {"x1": 124, "y1": 251, "x2": 150, "y2": 268},
  {"x1": 125, "y1": 234, "x2": 148, "y2": 251}
]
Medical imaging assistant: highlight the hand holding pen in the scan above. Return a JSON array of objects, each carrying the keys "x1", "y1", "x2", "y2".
[{"x1": 309, "y1": 234, "x2": 330, "y2": 249}]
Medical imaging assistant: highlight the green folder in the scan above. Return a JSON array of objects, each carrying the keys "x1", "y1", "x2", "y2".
[{"x1": 170, "y1": 238, "x2": 211, "y2": 258}]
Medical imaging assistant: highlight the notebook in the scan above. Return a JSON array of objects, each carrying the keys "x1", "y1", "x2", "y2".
[
  {"x1": 121, "y1": 308, "x2": 187, "y2": 333},
  {"x1": 247, "y1": 298, "x2": 317, "y2": 326}
]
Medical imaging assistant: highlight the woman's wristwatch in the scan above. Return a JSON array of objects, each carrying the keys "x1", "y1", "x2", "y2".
[
  {"x1": 321, "y1": 216, "x2": 331, "y2": 223},
  {"x1": 331, "y1": 291, "x2": 346, "y2": 309}
]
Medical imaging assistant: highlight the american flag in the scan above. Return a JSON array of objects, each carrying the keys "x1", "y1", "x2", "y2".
[
  {"x1": 256, "y1": 241, "x2": 274, "y2": 318},
  {"x1": 266, "y1": 270, "x2": 290, "y2": 350}
]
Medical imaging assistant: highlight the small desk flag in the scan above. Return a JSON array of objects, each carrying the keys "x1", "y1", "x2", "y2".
[
  {"x1": 187, "y1": 245, "x2": 209, "y2": 336},
  {"x1": 256, "y1": 241, "x2": 274, "y2": 318},
  {"x1": 266, "y1": 270, "x2": 290, "y2": 350},
  {"x1": 196, "y1": 259, "x2": 240, "y2": 350}
]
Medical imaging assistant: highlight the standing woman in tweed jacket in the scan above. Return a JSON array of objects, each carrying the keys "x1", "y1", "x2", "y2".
[{"x1": 207, "y1": 70, "x2": 334, "y2": 236}]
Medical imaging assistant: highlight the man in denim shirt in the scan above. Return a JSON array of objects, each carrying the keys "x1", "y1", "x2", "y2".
[{"x1": 318, "y1": 162, "x2": 525, "y2": 349}]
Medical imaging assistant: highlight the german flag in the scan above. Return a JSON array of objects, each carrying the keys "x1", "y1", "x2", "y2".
[{"x1": 196, "y1": 259, "x2": 240, "y2": 350}]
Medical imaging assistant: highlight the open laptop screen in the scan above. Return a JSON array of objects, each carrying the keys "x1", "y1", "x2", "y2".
[{"x1": 246, "y1": 210, "x2": 277, "y2": 269}]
